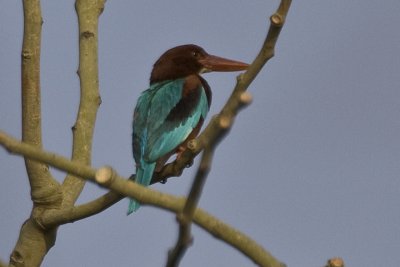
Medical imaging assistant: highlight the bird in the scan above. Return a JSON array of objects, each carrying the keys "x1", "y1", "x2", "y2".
[{"x1": 128, "y1": 44, "x2": 249, "y2": 214}]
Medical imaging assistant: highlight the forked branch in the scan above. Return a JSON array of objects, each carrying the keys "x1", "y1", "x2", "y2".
[{"x1": 0, "y1": 131, "x2": 284, "y2": 267}]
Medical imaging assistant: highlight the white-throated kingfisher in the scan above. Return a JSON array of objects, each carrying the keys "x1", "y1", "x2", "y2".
[{"x1": 128, "y1": 44, "x2": 249, "y2": 214}]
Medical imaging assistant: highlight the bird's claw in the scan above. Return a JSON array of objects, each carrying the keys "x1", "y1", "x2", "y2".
[
  {"x1": 128, "y1": 174, "x2": 136, "y2": 181},
  {"x1": 185, "y1": 159, "x2": 194, "y2": 168}
]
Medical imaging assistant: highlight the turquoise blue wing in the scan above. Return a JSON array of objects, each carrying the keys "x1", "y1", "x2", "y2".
[
  {"x1": 147, "y1": 87, "x2": 208, "y2": 161},
  {"x1": 132, "y1": 77, "x2": 209, "y2": 164},
  {"x1": 132, "y1": 80, "x2": 184, "y2": 164}
]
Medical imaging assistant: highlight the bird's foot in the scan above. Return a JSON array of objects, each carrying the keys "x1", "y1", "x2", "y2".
[
  {"x1": 185, "y1": 159, "x2": 194, "y2": 168},
  {"x1": 128, "y1": 174, "x2": 136, "y2": 181}
]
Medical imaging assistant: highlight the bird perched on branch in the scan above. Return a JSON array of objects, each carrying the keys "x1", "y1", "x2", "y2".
[{"x1": 128, "y1": 44, "x2": 249, "y2": 214}]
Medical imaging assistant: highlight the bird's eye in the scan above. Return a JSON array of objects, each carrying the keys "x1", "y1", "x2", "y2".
[{"x1": 192, "y1": 51, "x2": 199, "y2": 58}]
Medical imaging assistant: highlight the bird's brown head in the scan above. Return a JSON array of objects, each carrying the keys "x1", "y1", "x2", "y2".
[{"x1": 150, "y1": 44, "x2": 249, "y2": 84}]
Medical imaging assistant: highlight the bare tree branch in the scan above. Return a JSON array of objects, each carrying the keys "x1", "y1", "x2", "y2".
[
  {"x1": 0, "y1": 132, "x2": 284, "y2": 267},
  {"x1": 41, "y1": 191, "x2": 123, "y2": 227},
  {"x1": 165, "y1": 1, "x2": 292, "y2": 266},
  {"x1": 9, "y1": 1, "x2": 61, "y2": 266},
  {"x1": 152, "y1": 0, "x2": 292, "y2": 184},
  {"x1": 166, "y1": 87, "x2": 252, "y2": 267},
  {"x1": 166, "y1": 148, "x2": 214, "y2": 267},
  {"x1": 62, "y1": 0, "x2": 105, "y2": 207},
  {"x1": 21, "y1": 0, "x2": 61, "y2": 206}
]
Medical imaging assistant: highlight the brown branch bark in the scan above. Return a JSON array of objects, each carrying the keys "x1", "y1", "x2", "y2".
[
  {"x1": 165, "y1": 1, "x2": 292, "y2": 266},
  {"x1": 21, "y1": 1, "x2": 61, "y2": 206},
  {"x1": 0, "y1": 132, "x2": 284, "y2": 267},
  {"x1": 166, "y1": 148, "x2": 214, "y2": 267},
  {"x1": 9, "y1": 1, "x2": 107, "y2": 266},
  {"x1": 165, "y1": 89, "x2": 252, "y2": 267},
  {"x1": 0, "y1": 259, "x2": 8, "y2": 267},
  {"x1": 41, "y1": 191, "x2": 123, "y2": 227},
  {"x1": 10, "y1": 1, "x2": 62, "y2": 266},
  {"x1": 61, "y1": 0, "x2": 105, "y2": 207}
]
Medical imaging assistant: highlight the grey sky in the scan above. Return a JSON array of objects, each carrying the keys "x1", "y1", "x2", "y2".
[{"x1": 1, "y1": 1, "x2": 399, "y2": 266}]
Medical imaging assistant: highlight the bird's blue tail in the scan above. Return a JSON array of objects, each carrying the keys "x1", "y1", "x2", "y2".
[{"x1": 127, "y1": 162, "x2": 156, "y2": 215}]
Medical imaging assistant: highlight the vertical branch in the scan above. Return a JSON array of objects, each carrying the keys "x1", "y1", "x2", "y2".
[
  {"x1": 62, "y1": 0, "x2": 106, "y2": 206},
  {"x1": 21, "y1": 0, "x2": 61, "y2": 208},
  {"x1": 166, "y1": 148, "x2": 214, "y2": 267},
  {"x1": 10, "y1": 1, "x2": 62, "y2": 266},
  {"x1": 165, "y1": 1, "x2": 292, "y2": 266}
]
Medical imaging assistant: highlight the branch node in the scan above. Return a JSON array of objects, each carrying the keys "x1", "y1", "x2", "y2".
[
  {"x1": 326, "y1": 257, "x2": 345, "y2": 267},
  {"x1": 10, "y1": 250, "x2": 24, "y2": 265},
  {"x1": 97, "y1": 95, "x2": 102, "y2": 106},
  {"x1": 187, "y1": 139, "x2": 199, "y2": 152},
  {"x1": 21, "y1": 50, "x2": 32, "y2": 60},
  {"x1": 239, "y1": 92, "x2": 253, "y2": 106},
  {"x1": 270, "y1": 13, "x2": 284, "y2": 26},
  {"x1": 81, "y1": 31, "x2": 95, "y2": 39},
  {"x1": 95, "y1": 166, "x2": 115, "y2": 186},
  {"x1": 219, "y1": 116, "x2": 232, "y2": 129},
  {"x1": 176, "y1": 212, "x2": 191, "y2": 225}
]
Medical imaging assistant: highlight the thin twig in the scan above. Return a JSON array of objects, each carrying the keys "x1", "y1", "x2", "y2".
[
  {"x1": 166, "y1": 148, "x2": 214, "y2": 267},
  {"x1": 40, "y1": 191, "x2": 123, "y2": 227},
  {"x1": 62, "y1": 0, "x2": 105, "y2": 207},
  {"x1": 165, "y1": 1, "x2": 292, "y2": 266}
]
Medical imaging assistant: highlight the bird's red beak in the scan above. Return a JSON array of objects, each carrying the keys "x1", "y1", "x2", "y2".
[{"x1": 198, "y1": 54, "x2": 249, "y2": 73}]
